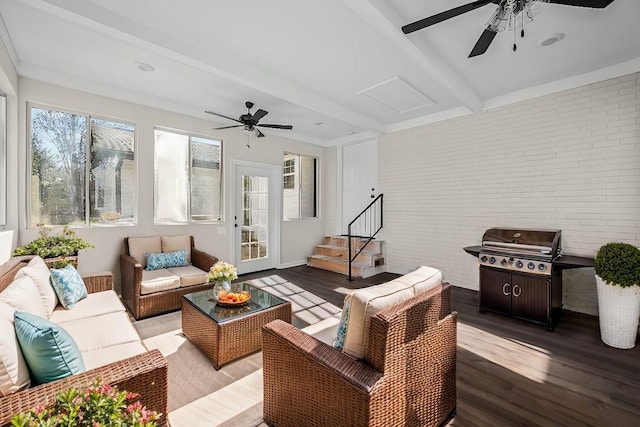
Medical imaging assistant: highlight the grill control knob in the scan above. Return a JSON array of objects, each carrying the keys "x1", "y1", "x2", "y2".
[
  {"x1": 480, "y1": 256, "x2": 488, "y2": 262},
  {"x1": 500, "y1": 259, "x2": 508, "y2": 266},
  {"x1": 515, "y1": 260, "x2": 523, "y2": 268},
  {"x1": 527, "y1": 262, "x2": 535, "y2": 270},
  {"x1": 489, "y1": 257, "x2": 496, "y2": 264},
  {"x1": 538, "y1": 264, "x2": 547, "y2": 272}
]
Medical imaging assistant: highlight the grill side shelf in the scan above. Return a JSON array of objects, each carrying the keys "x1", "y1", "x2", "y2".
[
  {"x1": 463, "y1": 246, "x2": 481, "y2": 258},
  {"x1": 553, "y1": 255, "x2": 594, "y2": 270}
]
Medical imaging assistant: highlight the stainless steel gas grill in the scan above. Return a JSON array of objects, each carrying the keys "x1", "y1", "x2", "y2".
[{"x1": 467, "y1": 228, "x2": 565, "y2": 330}]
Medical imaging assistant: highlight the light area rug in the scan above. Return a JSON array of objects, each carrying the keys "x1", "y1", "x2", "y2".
[{"x1": 133, "y1": 275, "x2": 342, "y2": 427}]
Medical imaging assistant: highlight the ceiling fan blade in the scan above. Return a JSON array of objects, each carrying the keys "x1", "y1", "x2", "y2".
[
  {"x1": 213, "y1": 125, "x2": 242, "y2": 130},
  {"x1": 255, "y1": 128, "x2": 265, "y2": 138},
  {"x1": 548, "y1": 0, "x2": 615, "y2": 8},
  {"x1": 204, "y1": 110, "x2": 242, "y2": 123},
  {"x1": 402, "y1": 0, "x2": 497, "y2": 34},
  {"x1": 468, "y1": 28, "x2": 498, "y2": 58},
  {"x1": 258, "y1": 124, "x2": 293, "y2": 130},
  {"x1": 251, "y1": 109, "x2": 268, "y2": 123}
]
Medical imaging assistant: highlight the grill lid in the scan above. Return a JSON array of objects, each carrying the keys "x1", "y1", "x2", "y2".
[{"x1": 481, "y1": 227, "x2": 561, "y2": 258}]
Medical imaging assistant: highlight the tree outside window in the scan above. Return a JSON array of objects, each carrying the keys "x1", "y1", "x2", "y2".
[{"x1": 29, "y1": 106, "x2": 136, "y2": 227}]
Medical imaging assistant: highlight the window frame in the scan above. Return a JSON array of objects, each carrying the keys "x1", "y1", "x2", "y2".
[
  {"x1": 27, "y1": 103, "x2": 137, "y2": 228},
  {"x1": 0, "y1": 93, "x2": 6, "y2": 227},
  {"x1": 153, "y1": 127, "x2": 223, "y2": 225}
]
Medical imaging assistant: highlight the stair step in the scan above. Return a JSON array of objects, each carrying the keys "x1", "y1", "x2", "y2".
[
  {"x1": 306, "y1": 255, "x2": 386, "y2": 279},
  {"x1": 314, "y1": 244, "x2": 383, "y2": 264},
  {"x1": 322, "y1": 236, "x2": 382, "y2": 252}
]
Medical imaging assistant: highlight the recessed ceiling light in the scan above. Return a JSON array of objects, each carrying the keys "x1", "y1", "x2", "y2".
[
  {"x1": 538, "y1": 33, "x2": 564, "y2": 47},
  {"x1": 134, "y1": 62, "x2": 155, "y2": 72}
]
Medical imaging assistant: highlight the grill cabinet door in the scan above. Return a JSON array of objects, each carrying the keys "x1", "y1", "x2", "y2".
[
  {"x1": 479, "y1": 267, "x2": 512, "y2": 315},
  {"x1": 511, "y1": 274, "x2": 550, "y2": 324}
]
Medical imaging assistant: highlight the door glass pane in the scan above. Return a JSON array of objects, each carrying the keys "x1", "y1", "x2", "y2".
[{"x1": 241, "y1": 175, "x2": 268, "y2": 262}]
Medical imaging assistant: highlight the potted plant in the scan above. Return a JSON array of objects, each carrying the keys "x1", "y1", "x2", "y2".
[
  {"x1": 12, "y1": 224, "x2": 94, "y2": 268},
  {"x1": 11, "y1": 380, "x2": 159, "y2": 426},
  {"x1": 594, "y1": 242, "x2": 640, "y2": 349}
]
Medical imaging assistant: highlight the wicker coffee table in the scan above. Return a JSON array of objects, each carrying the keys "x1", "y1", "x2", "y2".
[{"x1": 181, "y1": 283, "x2": 291, "y2": 369}]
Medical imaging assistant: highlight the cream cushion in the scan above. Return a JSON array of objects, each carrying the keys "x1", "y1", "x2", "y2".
[
  {"x1": 162, "y1": 234, "x2": 192, "y2": 264},
  {"x1": 82, "y1": 342, "x2": 148, "y2": 370},
  {"x1": 140, "y1": 269, "x2": 180, "y2": 295},
  {"x1": 14, "y1": 256, "x2": 58, "y2": 316},
  {"x1": 167, "y1": 265, "x2": 208, "y2": 287},
  {"x1": 0, "y1": 276, "x2": 48, "y2": 319},
  {"x1": 49, "y1": 291, "x2": 125, "y2": 323},
  {"x1": 59, "y1": 311, "x2": 142, "y2": 353},
  {"x1": 342, "y1": 266, "x2": 442, "y2": 359},
  {"x1": 128, "y1": 236, "x2": 161, "y2": 269},
  {"x1": 0, "y1": 303, "x2": 30, "y2": 396},
  {"x1": 302, "y1": 314, "x2": 342, "y2": 347}
]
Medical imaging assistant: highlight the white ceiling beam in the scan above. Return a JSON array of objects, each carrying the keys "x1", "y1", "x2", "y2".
[
  {"x1": 340, "y1": 0, "x2": 483, "y2": 113},
  {"x1": 22, "y1": 0, "x2": 387, "y2": 134}
]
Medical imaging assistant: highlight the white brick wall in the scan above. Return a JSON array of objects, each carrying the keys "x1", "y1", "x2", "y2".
[{"x1": 378, "y1": 72, "x2": 640, "y2": 315}]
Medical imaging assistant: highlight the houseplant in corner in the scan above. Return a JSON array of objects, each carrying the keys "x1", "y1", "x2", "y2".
[
  {"x1": 594, "y1": 242, "x2": 640, "y2": 349},
  {"x1": 12, "y1": 224, "x2": 94, "y2": 268}
]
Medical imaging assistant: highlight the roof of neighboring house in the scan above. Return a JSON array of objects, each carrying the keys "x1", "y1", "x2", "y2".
[{"x1": 91, "y1": 124, "x2": 134, "y2": 153}]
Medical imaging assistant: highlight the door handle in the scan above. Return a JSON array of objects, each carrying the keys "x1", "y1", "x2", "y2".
[{"x1": 502, "y1": 283, "x2": 511, "y2": 296}]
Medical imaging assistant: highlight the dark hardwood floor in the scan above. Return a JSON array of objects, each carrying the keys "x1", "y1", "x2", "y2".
[{"x1": 240, "y1": 266, "x2": 640, "y2": 426}]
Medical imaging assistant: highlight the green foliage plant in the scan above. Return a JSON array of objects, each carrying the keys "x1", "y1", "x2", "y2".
[
  {"x1": 594, "y1": 242, "x2": 640, "y2": 288},
  {"x1": 11, "y1": 380, "x2": 159, "y2": 427},
  {"x1": 12, "y1": 224, "x2": 94, "y2": 261}
]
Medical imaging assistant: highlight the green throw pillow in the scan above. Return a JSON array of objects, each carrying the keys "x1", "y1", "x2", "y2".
[{"x1": 14, "y1": 311, "x2": 85, "y2": 385}]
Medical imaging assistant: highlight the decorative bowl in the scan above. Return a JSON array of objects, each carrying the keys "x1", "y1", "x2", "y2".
[{"x1": 215, "y1": 289, "x2": 251, "y2": 306}]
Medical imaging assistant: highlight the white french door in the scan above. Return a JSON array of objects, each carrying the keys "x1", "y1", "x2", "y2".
[{"x1": 232, "y1": 161, "x2": 280, "y2": 275}]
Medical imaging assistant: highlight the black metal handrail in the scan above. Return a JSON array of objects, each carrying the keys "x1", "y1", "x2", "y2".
[{"x1": 348, "y1": 194, "x2": 383, "y2": 281}]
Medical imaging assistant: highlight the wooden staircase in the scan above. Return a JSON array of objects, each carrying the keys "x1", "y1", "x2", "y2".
[{"x1": 307, "y1": 236, "x2": 385, "y2": 278}]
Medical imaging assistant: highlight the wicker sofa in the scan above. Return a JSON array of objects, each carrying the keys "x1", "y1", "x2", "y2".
[
  {"x1": 120, "y1": 235, "x2": 218, "y2": 320},
  {"x1": 262, "y1": 267, "x2": 457, "y2": 427},
  {"x1": 0, "y1": 255, "x2": 168, "y2": 427}
]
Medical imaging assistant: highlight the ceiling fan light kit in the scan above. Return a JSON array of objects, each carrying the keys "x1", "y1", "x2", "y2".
[
  {"x1": 402, "y1": 0, "x2": 615, "y2": 57},
  {"x1": 205, "y1": 101, "x2": 293, "y2": 146}
]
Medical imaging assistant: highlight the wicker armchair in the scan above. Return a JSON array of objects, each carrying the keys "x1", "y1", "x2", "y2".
[
  {"x1": 262, "y1": 283, "x2": 457, "y2": 427},
  {"x1": 120, "y1": 235, "x2": 218, "y2": 319},
  {"x1": 0, "y1": 256, "x2": 169, "y2": 427}
]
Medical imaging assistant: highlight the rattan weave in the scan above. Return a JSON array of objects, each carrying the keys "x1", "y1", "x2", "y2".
[
  {"x1": 121, "y1": 236, "x2": 219, "y2": 319},
  {"x1": 0, "y1": 255, "x2": 169, "y2": 427},
  {"x1": 182, "y1": 293, "x2": 292, "y2": 369},
  {"x1": 262, "y1": 283, "x2": 457, "y2": 427}
]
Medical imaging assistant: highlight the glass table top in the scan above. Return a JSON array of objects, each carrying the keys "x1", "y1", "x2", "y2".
[{"x1": 183, "y1": 282, "x2": 287, "y2": 323}]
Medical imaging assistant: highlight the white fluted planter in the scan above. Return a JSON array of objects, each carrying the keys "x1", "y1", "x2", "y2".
[{"x1": 595, "y1": 275, "x2": 640, "y2": 349}]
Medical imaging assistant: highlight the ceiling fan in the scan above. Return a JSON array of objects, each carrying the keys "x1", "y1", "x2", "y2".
[
  {"x1": 205, "y1": 101, "x2": 293, "y2": 138},
  {"x1": 402, "y1": 0, "x2": 615, "y2": 58}
]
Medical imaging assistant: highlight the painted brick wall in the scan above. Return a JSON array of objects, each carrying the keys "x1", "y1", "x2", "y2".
[{"x1": 378, "y1": 72, "x2": 640, "y2": 315}]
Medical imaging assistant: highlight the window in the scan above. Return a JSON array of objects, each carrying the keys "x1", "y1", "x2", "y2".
[
  {"x1": 153, "y1": 129, "x2": 221, "y2": 223},
  {"x1": 29, "y1": 106, "x2": 136, "y2": 227},
  {"x1": 283, "y1": 152, "x2": 318, "y2": 219},
  {"x1": 0, "y1": 94, "x2": 5, "y2": 226}
]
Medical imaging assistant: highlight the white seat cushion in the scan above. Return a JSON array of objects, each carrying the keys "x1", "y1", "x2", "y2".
[
  {"x1": 301, "y1": 314, "x2": 342, "y2": 347},
  {"x1": 140, "y1": 269, "x2": 181, "y2": 295},
  {"x1": 128, "y1": 236, "x2": 161, "y2": 269},
  {"x1": 0, "y1": 303, "x2": 30, "y2": 396},
  {"x1": 161, "y1": 234, "x2": 192, "y2": 264},
  {"x1": 59, "y1": 311, "x2": 142, "y2": 353},
  {"x1": 14, "y1": 256, "x2": 58, "y2": 316},
  {"x1": 49, "y1": 290, "x2": 125, "y2": 323},
  {"x1": 341, "y1": 265, "x2": 443, "y2": 359},
  {"x1": 0, "y1": 276, "x2": 48, "y2": 319},
  {"x1": 167, "y1": 265, "x2": 208, "y2": 287},
  {"x1": 82, "y1": 341, "x2": 148, "y2": 370}
]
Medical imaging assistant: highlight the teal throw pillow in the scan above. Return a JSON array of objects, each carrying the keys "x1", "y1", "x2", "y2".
[
  {"x1": 145, "y1": 249, "x2": 188, "y2": 271},
  {"x1": 14, "y1": 311, "x2": 85, "y2": 385},
  {"x1": 50, "y1": 265, "x2": 88, "y2": 310},
  {"x1": 333, "y1": 299, "x2": 350, "y2": 350}
]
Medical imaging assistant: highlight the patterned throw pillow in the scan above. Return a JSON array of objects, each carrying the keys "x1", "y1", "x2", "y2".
[
  {"x1": 14, "y1": 311, "x2": 85, "y2": 385},
  {"x1": 333, "y1": 298, "x2": 351, "y2": 350},
  {"x1": 145, "y1": 249, "x2": 188, "y2": 271},
  {"x1": 49, "y1": 265, "x2": 88, "y2": 310}
]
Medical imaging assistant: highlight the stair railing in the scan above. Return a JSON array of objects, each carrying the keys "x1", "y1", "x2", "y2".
[{"x1": 348, "y1": 194, "x2": 383, "y2": 281}]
